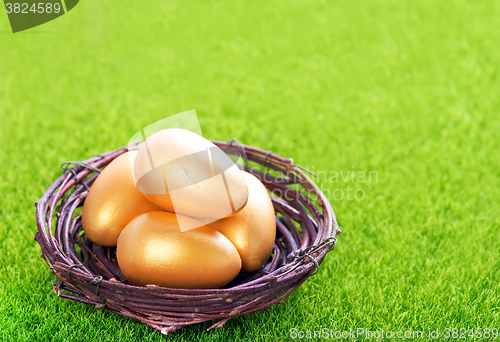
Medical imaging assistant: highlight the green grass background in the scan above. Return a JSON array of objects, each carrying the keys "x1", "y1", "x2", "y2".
[{"x1": 1, "y1": 0, "x2": 500, "y2": 341}]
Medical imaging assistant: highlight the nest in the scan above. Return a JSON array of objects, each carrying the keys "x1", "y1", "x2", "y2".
[{"x1": 34, "y1": 139, "x2": 341, "y2": 334}]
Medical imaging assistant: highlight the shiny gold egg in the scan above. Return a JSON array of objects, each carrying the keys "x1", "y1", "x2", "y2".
[
  {"x1": 82, "y1": 151, "x2": 163, "y2": 246},
  {"x1": 134, "y1": 128, "x2": 248, "y2": 221},
  {"x1": 116, "y1": 211, "x2": 242, "y2": 289},
  {"x1": 209, "y1": 171, "x2": 276, "y2": 272}
]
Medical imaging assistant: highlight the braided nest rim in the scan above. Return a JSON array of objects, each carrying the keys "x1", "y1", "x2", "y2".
[{"x1": 34, "y1": 139, "x2": 341, "y2": 335}]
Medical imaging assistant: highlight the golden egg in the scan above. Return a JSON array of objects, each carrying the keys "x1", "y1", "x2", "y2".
[
  {"x1": 209, "y1": 171, "x2": 276, "y2": 272},
  {"x1": 116, "y1": 211, "x2": 241, "y2": 288},
  {"x1": 82, "y1": 151, "x2": 163, "y2": 246},
  {"x1": 133, "y1": 128, "x2": 248, "y2": 222}
]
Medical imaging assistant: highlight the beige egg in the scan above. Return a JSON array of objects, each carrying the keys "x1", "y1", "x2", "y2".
[
  {"x1": 82, "y1": 151, "x2": 163, "y2": 246},
  {"x1": 134, "y1": 128, "x2": 248, "y2": 222},
  {"x1": 209, "y1": 171, "x2": 276, "y2": 272},
  {"x1": 116, "y1": 211, "x2": 241, "y2": 289}
]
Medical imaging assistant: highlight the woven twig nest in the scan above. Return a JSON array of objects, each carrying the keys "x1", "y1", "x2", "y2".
[{"x1": 35, "y1": 139, "x2": 341, "y2": 334}]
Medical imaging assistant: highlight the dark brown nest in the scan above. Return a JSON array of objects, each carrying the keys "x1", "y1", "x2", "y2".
[{"x1": 34, "y1": 139, "x2": 341, "y2": 335}]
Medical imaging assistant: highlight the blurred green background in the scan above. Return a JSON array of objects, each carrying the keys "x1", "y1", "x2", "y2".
[{"x1": 1, "y1": 0, "x2": 500, "y2": 341}]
